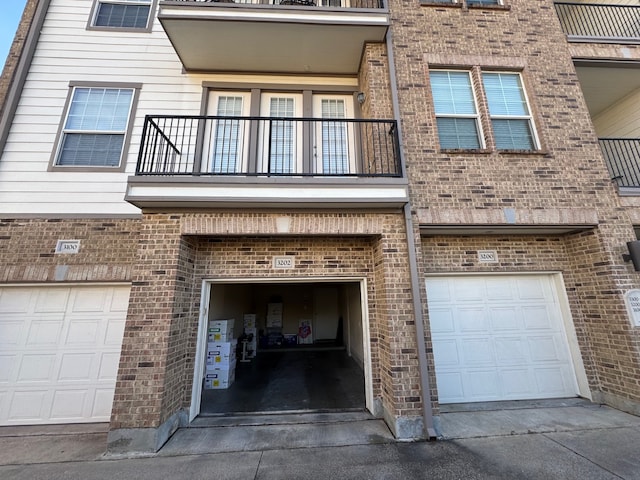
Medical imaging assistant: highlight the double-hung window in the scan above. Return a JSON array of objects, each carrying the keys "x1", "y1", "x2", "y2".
[
  {"x1": 430, "y1": 70, "x2": 483, "y2": 149},
  {"x1": 482, "y1": 72, "x2": 536, "y2": 150},
  {"x1": 91, "y1": 0, "x2": 153, "y2": 30},
  {"x1": 54, "y1": 86, "x2": 137, "y2": 168}
]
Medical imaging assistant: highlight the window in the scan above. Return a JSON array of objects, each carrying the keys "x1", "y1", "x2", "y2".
[
  {"x1": 430, "y1": 71, "x2": 482, "y2": 149},
  {"x1": 54, "y1": 86, "x2": 137, "y2": 168},
  {"x1": 482, "y1": 72, "x2": 536, "y2": 150},
  {"x1": 429, "y1": 69, "x2": 538, "y2": 151},
  {"x1": 208, "y1": 93, "x2": 250, "y2": 174},
  {"x1": 92, "y1": 0, "x2": 153, "y2": 29},
  {"x1": 467, "y1": 0, "x2": 500, "y2": 5}
]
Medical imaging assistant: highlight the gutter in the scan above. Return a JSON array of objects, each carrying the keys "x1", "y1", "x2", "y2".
[
  {"x1": 385, "y1": 26, "x2": 437, "y2": 439},
  {"x1": 0, "y1": 0, "x2": 51, "y2": 154}
]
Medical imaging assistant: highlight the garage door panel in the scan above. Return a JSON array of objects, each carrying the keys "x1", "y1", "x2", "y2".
[
  {"x1": 494, "y1": 337, "x2": 527, "y2": 365},
  {"x1": 427, "y1": 275, "x2": 578, "y2": 404},
  {"x1": 485, "y1": 277, "x2": 515, "y2": 301},
  {"x1": 58, "y1": 353, "x2": 95, "y2": 382},
  {"x1": 65, "y1": 320, "x2": 100, "y2": 345},
  {"x1": 92, "y1": 388, "x2": 116, "y2": 419},
  {"x1": 522, "y1": 305, "x2": 555, "y2": 330},
  {"x1": 18, "y1": 354, "x2": 56, "y2": 382},
  {"x1": 465, "y1": 370, "x2": 500, "y2": 399},
  {"x1": 432, "y1": 339, "x2": 460, "y2": 366},
  {"x1": 515, "y1": 277, "x2": 549, "y2": 301},
  {"x1": 71, "y1": 289, "x2": 111, "y2": 313},
  {"x1": 425, "y1": 279, "x2": 452, "y2": 302},
  {"x1": 458, "y1": 307, "x2": 489, "y2": 332},
  {"x1": 0, "y1": 289, "x2": 34, "y2": 314},
  {"x1": 0, "y1": 321, "x2": 24, "y2": 346},
  {"x1": 34, "y1": 289, "x2": 70, "y2": 313},
  {"x1": 461, "y1": 338, "x2": 494, "y2": 364},
  {"x1": 27, "y1": 320, "x2": 64, "y2": 346},
  {"x1": 436, "y1": 372, "x2": 465, "y2": 401},
  {"x1": 0, "y1": 355, "x2": 16, "y2": 383},
  {"x1": 0, "y1": 285, "x2": 130, "y2": 425},
  {"x1": 104, "y1": 318, "x2": 126, "y2": 345},
  {"x1": 489, "y1": 307, "x2": 521, "y2": 331}
]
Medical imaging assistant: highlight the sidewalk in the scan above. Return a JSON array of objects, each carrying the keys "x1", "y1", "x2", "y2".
[{"x1": 1, "y1": 400, "x2": 639, "y2": 479}]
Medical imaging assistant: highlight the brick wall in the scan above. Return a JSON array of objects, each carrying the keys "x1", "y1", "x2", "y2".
[
  {"x1": 110, "y1": 211, "x2": 426, "y2": 430},
  {"x1": 0, "y1": 217, "x2": 140, "y2": 283},
  {"x1": 0, "y1": 0, "x2": 39, "y2": 118}
]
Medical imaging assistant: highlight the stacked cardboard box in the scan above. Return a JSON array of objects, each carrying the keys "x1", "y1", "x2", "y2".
[{"x1": 205, "y1": 319, "x2": 237, "y2": 389}]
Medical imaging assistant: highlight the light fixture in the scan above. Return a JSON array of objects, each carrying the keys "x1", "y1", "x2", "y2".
[
  {"x1": 623, "y1": 241, "x2": 640, "y2": 271},
  {"x1": 356, "y1": 92, "x2": 366, "y2": 105}
]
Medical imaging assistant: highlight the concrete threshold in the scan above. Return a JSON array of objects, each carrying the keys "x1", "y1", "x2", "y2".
[
  {"x1": 157, "y1": 411, "x2": 395, "y2": 457},
  {"x1": 437, "y1": 397, "x2": 640, "y2": 440}
]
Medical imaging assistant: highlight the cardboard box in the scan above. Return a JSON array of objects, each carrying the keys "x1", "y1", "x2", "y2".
[
  {"x1": 244, "y1": 327, "x2": 257, "y2": 339},
  {"x1": 204, "y1": 361, "x2": 236, "y2": 389},
  {"x1": 208, "y1": 319, "x2": 234, "y2": 342},
  {"x1": 207, "y1": 340, "x2": 237, "y2": 366},
  {"x1": 283, "y1": 334, "x2": 297, "y2": 346},
  {"x1": 243, "y1": 314, "x2": 256, "y2": 328}
]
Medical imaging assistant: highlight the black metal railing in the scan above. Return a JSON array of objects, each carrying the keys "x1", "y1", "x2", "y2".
[
  {"x1": 600, "y1": 138, "x2": 640, "y2": 187},
  {"x1": 555, "y1": 2, "x2": 640, "y2": 39},
  {"x1": 136, "y1": 115, "x2": 401, "y2": 177},
  {"x1": 168, "y1": 0, "x2": 385, "y2": 9}
]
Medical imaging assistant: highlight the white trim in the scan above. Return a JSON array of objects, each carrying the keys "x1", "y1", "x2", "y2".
[{"x1": 188, "y1": 276, "x2": 374, "y2": 420}]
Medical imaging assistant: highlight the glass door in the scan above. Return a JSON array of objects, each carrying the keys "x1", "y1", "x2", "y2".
[
  {"x1": 259, "y1": 93, "x2": 303, "y2": 174},
  {"x1": 313, "y1": 95, "x2": 355, "y2": 175}
]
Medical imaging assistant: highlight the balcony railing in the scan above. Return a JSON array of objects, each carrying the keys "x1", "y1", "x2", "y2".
[
  {"x1": 137, "y1": 115, "x2": 401, "y2": 177},
  {"x1": 555, "y1": 2, "x2": 640, "y2": 40},
  {"x1": 600, "y1": 138, "x2": 640, "y2": 188},
  {"x1": 167, "y1": 0, "x2": 385, "y2": 9}
]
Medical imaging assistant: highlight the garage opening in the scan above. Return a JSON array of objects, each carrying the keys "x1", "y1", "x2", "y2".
[{"x1": 190, "y1": 279, "x2": 371, "y2": 419}]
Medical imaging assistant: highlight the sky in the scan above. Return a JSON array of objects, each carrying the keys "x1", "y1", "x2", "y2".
[{"x1": 0, "y1": 0, "x2": 29, "y2": 71}]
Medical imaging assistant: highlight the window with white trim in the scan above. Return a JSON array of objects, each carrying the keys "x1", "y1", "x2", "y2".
[
  {"x1": 430, "y1": 70, "x2": 483, "y2": 149},
  {"x1": 55, "y1": 87, "x2": 136, "y2": 167},
  {"x1": 430, "y1": 69, "x2": 538, "y2": 151},
  {"x1": 482, "y1": 72, "x2": 536, "y2": 151},
  {"x1": 92, "y1": 0, "x2": 152, "y2": 29}
]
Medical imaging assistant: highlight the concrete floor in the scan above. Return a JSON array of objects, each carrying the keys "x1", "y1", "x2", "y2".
[{"x1": 200, "y1": 348, "x2": 365, "y2": 414}]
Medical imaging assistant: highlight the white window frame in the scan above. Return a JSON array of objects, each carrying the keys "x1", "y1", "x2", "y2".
[
  {"x1": 259, "y1": 93, "x2": 304, "y2": 174},
  {"x1": 89, "y1": 0, "x2": 155, "y2": 32},
  {"x1": 430, "y1": 70, "x2": 485, "y2": 150},
  {"x1": 50, "y1": 84, "x2": 140, "y2": 171},
  {"x1": 312, "y1": 94, "x2": 356, "y2": 175},
  {"x1": 482, "y1": 71, "x2": 539, "y2": 151}
]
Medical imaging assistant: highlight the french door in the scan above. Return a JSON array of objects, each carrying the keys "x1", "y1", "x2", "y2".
[
  {"x1": 259, "y1": 93, "x2": 303, "y2": 174},
  {"x1": 205, "y1": 91, "x2": 251, "y2": 174},
  {"x1": 313, "y1": 95, "x2": 355, "y2": 175}
]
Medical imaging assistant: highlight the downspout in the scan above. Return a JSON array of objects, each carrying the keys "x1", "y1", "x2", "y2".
[
  {"x1": 385, "y1": 17, "x2": 437, "y2": 439},
  {"x1": 0, "y1": 0, "x2": 51, "y2": 154}
]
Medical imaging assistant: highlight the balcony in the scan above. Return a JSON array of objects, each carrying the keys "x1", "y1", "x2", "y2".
[
  {"x1": 125, "y1": 115, "x2": 407, "y2": 208},
  {"x1": 555, "y1": 2, "x2": 640, "y2": 42},
  {"x1": 600, "y1": 138, "x2": 640, "y2": 191},
  {"x1": 158, "y1": 0, "x2": 389, "y2": 74}
]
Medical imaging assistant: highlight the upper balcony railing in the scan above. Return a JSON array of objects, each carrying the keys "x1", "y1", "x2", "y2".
[
  {"x1": 555, "y1": 2, "x2": 640, "y2": 40},
  {"x1": 136, "y1": 115, "x2": 401, "y2": 178},
  {"x1": 166, "y1": 0, "x2": 385, "y2": 9},
  {"x1": 600, "y1": 138, "x2": 640, "y2": 188}
]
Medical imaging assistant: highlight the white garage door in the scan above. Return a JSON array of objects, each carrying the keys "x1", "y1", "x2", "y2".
[
  {"x1": 426, "y1": 275, "x2": 578, "y2": 404},
  {"x1": 0, "y1": 285, "x2": 130, "y2": 425}
]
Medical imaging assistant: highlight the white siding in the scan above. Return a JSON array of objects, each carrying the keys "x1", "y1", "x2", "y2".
[
  {"x1": 593, "y1": 88, "x2": 640, "y2": 138},
  {"x1": 0, "y1": 0, "x2": 359, "y2": 216}
]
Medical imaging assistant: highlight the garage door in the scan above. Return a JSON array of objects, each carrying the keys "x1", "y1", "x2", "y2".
[
  {"x1": 426, "y1": 275, "x2": 578, "y2": 403},
  {"x1": 0, "y1": 285, "x2": 130, "y2": 425}
]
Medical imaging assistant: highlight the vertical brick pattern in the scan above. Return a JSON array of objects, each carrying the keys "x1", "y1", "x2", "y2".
[
  {"x1": 0, "y1": 0, "x2": 39, "y2": 118},
  {"x1": 111, "y1": 211, "x2": 426, "y2": 429}
]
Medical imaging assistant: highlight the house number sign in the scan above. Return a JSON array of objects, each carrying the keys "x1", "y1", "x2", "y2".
[
  {"x1": 273, "y1": 256, "x2": 294, "y2": 269},
  {"x1": 478, "y1": 250, "x2": 498, "y2": 263},
  {"x1": 624, "y1": 289, "x2": 640, "y2": 327},
  {"x1": 55, "y1": 239, "x2": 80, "y2": 254}
]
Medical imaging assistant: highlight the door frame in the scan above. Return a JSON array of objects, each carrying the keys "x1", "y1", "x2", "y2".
[
  {"x1": 189, "y1": 276, "x2": 373, "y2": 422},
  {"x1": 424, "y1": 271, "x2": 591, "y2": 402}
]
